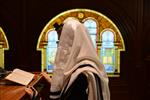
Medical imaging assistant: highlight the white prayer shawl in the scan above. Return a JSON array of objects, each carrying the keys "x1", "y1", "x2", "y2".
[{"x1": 50, "y1": 17, "x2": 110, "y2": 100}]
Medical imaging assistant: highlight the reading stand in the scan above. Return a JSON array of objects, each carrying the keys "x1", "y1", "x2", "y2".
[{"x1": 0, "y1": 72, "x2": 50, "y2": 100}]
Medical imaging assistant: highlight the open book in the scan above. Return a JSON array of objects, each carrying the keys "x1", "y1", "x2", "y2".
[{"x1": 5, "y1": 68, "x2": 34, "y2": 86}]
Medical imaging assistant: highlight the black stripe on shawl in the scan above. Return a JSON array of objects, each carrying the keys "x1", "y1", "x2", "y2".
[
  {"x1": 63, "y1": 64, "x2": 93, "y2": 92},
  {"x1": 60, "y1": 73, "x2": 88, "y2": 100},
  {"x1": 94, "y1": 74, "x2": 104, "y2": 100},
  {"x1": 60, "y1": 64, "x2": 93, "y2": 100}
]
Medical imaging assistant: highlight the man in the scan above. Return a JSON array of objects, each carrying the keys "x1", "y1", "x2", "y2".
[{"x1": 26, "y1": 17, "x2": 110, "y2": 100}]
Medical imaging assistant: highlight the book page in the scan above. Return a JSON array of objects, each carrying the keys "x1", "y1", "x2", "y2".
[{"x1": 5, "y1": 68, "x2": 34, "y2": 86}]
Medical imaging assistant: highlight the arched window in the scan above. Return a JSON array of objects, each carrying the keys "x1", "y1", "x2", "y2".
[
  {"x1": 100, "y1": 30, "x2": 115, "y2": 73},
  {"x1": 46, "y1": 30, "x2": 58, "y2": 73},
  {"x1": 37, "y1": 9, "x2": 125, "y2": 77},
  {"x1": 83, "y1": 19, "x2": 97, "y2": 48}
]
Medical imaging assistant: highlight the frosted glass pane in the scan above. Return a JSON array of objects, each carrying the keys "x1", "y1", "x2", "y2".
[
  {"x1": 104, "y1": 65, "x2": 114, "y2": 73},
  {"x1": 88, "y1": 28, "x2": 97, "y2": 34},
  {"x1": 46, "y1": 30, "x2": 58, "y2": 73},
  {"x1": 84, "y1": 19, "x2": 97, "y2": 48},
  {"x1": 84, "y1": 20, "x2": 96, "y2": 27},
  {"x1": 102, "y1": 30, "x2": 114, "y2": 42},
  {"x1": 46, "y1": 48, "x2": 57, "y2": 72}
]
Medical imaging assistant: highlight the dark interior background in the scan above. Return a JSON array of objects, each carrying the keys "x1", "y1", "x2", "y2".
[{"x1": 0, "y1": 0, "x2": 149, "y2": 100}]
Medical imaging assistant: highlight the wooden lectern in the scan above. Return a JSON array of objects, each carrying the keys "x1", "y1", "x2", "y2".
[{"x1": 0, "y1": 72, "x2": 50, "y2": 100}]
